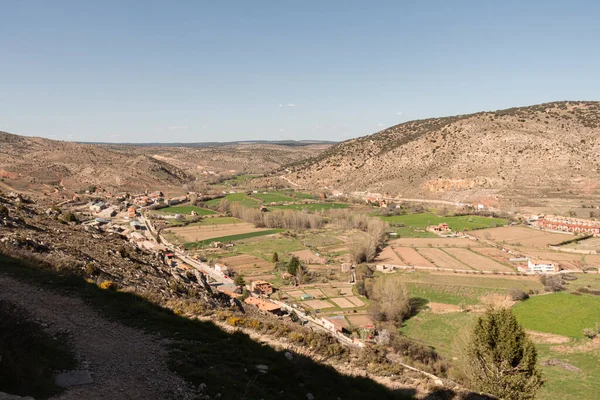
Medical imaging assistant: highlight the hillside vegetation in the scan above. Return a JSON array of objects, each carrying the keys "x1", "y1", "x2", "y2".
[{"x1": 285, "y1": 101, "x2": 600, "y2": 207}]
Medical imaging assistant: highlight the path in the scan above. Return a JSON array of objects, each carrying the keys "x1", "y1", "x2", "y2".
[{"x1": 0, "y1": 274, "x2": 194, "y2": 400}]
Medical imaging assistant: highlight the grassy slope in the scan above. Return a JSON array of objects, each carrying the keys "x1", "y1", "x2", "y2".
[{"x1": 0, "y1": 254, "x2": 411, "y2": 400}]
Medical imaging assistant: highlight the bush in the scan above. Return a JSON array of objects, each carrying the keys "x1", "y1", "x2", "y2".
[
  {"x1": 99, "y1": 280, "x2": 116, "y2": 290},
  {"x1": 540, "y1": 275, "x2": 565, "y2": 292},
  {"x1": 0, "y1": 204, "x2": 8, "y2": 216},
  {"x1": 583, "y1": 328, "x2": 597, "y2": 339},
  {"x1": 508, "y1": 288, "x2": 529, "y2": 301}
]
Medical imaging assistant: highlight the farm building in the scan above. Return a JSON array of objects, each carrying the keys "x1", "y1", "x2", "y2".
[
  {"x1": 322, "y1": 316, "x2": 350, "y2": 333},
  {"x1": 127, "y1": 206, "x2": 137, "y2": 219},
  {"x1": 250, "y1": 280, "x2": 274, "y2": 295},
  {"x1": 522, "y1": 259, "x2": 558, "y2": 273},
  {"x1": 430, "y1": 223, "x2": 450, "y2": 232}
]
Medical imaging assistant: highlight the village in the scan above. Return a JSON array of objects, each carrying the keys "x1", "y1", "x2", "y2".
[{"x1": 57, "y1": 182, "x2": 600, "y2": 350}]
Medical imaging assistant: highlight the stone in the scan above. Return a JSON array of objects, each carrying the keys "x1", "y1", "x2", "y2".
[
  {"x1": 255, "y1": 364, "x2": 269, "y2": 374},
  {"x1": 306, "y1": 393, "x2": 315, "y2": 400},
  {"x1": 54, "y1": 370, "x2": 94, "y2": 388},
  {"x1": 284, "y1": 351, "x2": 293, "y2": 361},
  {"x1": 198, "y1": 383, "x2": 207, "y2": 392}
]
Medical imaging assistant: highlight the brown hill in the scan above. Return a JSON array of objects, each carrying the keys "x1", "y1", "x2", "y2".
[
  {"x1": 0, "y1": 131, "x2": 193, "y2": 193},
  {"x1": 284, "y1": 101, "x2": 600, "y2": 209},
  {"x1": 0, "y1": 132, "x2": 330, "y2": 195}
]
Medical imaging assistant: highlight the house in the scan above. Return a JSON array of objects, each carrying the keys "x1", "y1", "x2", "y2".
[
  {"x1": 214, "y1": 264, "x2": 229, "y2": 274},
  {"x1": 322, "y1": 316, "x2": 350, "y2": 333},
  {"x1": 130, "y1": 220, "x2": 144, "y2": 230},
  {"x1": 217, "y1": 283, "x2": 242, "y2": 298},
  {"x1": 429, "y1": 223, "x2": 450, "y2": 232},
  {"x1": 244, "y1": 297, "x2": 283, "y2": 315},
  {"x1": 300, "y1": 294, "x2": 313, "y2": 300},
  {"x1": 526, "y1": 259, "x2": 558, "y2": 273},
  {"x1": 99, "y1": 207, "x2": 117, "y2": 219},
  {"x1": 251, "y1": 280, "x2": 274, "y2": 295},
  {"x1": 89, "y1": 202, "x2": 106, "y2": 213},
  {"x1": 127, "y1": 206, "x2": 137, "y2": 219}
]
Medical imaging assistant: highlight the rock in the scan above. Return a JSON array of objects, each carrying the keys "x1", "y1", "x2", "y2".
[
  {"x1": 0, "y1": 392, "x2": 35, "y2": 400},
  {"x1": 284, "y1": 351, "x2": 293, "y2": 361},
  {"x1": 198, "y1": 383, "x2": 207, "y2": 392},
  {"x1": 54, "y1": 370, "x2": 94, "y2": 388},
  {"x1": 255, "y1": 364, "x2": 269, "y2": 374},
  {"x1": 306, "y1": 393, "x2": 315, "y2": 400}
]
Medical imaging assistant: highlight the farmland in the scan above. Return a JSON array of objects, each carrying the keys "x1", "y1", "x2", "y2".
[
  {"x1": 443, "y1": 248, "x2": 513, "y2": 272},
  {"x1": 513, "y1": 293, "x2": 600, "y2": 338},
  {"x1": 253, "y1": 192, "x2": 295, "y2": 203},
  {"x1": 380, "y1": 213, "x2": 506, "y2": 231},
  {"x1": 154, "y1": 205, "x2": 216, "y2": 215},
  {"x1": 183, "y1": 230, "x2": 284, "y2": 249},
  {"x1": 203, "y1": 193, "x2": 259, "y2": 208},
  {"x1": 470, "y1": 226, "x2": 568, "y2": 248},
  {"x1": 417, "y1": 248, "x2": 468, "y2": 270},
  {"x1": 269, "y1": 203, "x2": 350, "y2": 211}
]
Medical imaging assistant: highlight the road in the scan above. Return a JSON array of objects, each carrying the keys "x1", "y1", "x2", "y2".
[{"x1": 139, "y1": 214, "x2": 233, "y2": 285}]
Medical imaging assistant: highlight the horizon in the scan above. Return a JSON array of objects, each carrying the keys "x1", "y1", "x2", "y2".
[{"x1": 2, "y1": 1, "x2": 600, "y2": 143}]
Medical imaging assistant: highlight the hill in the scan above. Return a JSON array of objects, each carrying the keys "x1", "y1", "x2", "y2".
[
  {"x1": 283, "y1": 101, "x2": 600, "y2": 209},
  {"x1": 0, "y1": 132, "x2": 331, "y2": 195}
]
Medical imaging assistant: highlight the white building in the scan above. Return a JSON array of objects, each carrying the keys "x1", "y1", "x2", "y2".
[{"x1": 527, "y1": 259, "x2": 557, "y2": 273}]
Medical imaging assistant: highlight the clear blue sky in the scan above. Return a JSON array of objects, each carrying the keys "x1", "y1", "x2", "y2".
[{"x1": 1, "y1": 0, "x2": 599, "y2": 143}]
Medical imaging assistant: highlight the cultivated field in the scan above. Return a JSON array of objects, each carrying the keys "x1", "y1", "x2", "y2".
[
  {"x1": 471, "y1": 226, "x2": 569, "y2": 248},
  {"x1": 472, "y1": 247, "x2": 521, "y2": 264},
  {"x1": 392, "y1": 247, "x2": 436, "y2": 267},
  {"x1": 166, "y1": 221, "x2": 265, "y2": 242},
  {"x1": 270, "y1": 203, "x2": 349, "y2": 211},
  {"x1": 220, "y1": 254, "x2": 272, "y2": 274},
  {"x1": 346, "y1": 314, "x2": 374, "y2": 328},
  {"x1": 417, "y1": 248, "x2": 467, "y2": 270},
  {"x1": 560, "y1": 237, "x2": 600, "y2": 251},
  {"x1": 444, "y1": 248, "x2": 513, "y2": 272},
  {"x1": 374, "y1": 246, "x2": 404, "y2": 265},
  {"x1": 388, "y1": 238, "x2": 479, "y2": 247},
  {"x1": 253, "y1": 192, "x2": 295, "y2": 203},
  {"x1": 156, "y1": 205, "x2": 216, "y2": 215},
  {"x1": 291, "y1": 249, "x2": 327, "y2": 264}
]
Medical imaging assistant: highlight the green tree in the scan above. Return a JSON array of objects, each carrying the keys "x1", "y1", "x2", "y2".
[
  {"x1": 272, "y1": 252, "x2": 279, "y2": 263},
  {"x1": 287, "y1": 256, "x2": 301, "y2": 275},
  {"x1": 234, "y1": 274, "x2": 246, "y2": 287},
  {"x1": 460, "y1": 308, "x2": 543, "y2": 400}
]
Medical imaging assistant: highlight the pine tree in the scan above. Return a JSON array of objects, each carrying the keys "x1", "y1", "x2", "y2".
[
  {"x1": 463, "y1": 308, "x2": 543, "y2": 400},
  {"x1": 287, "y1": 256, "x2": 301, "y2": 275},
  {"x1": 272, "y1": 252, "x2": 279, "y2": 263}
]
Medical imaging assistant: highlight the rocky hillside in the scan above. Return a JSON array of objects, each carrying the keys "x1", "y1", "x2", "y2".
[
  {"x1": 0, "y1": 132, "x2": 193, "y2": 193},
  {"x1": 285, "y1": 101, "x2": 600, "y2": 207},
  {"x1": 0, "y1": 131, "x2": 331, "y2": 195}
]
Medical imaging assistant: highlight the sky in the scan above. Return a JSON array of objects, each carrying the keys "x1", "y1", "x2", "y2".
[{"x1": 1, "y1": 0, "x2": 599, "y2": 143}]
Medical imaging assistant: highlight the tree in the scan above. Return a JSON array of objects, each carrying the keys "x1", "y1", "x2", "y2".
[
  {"x1": 459, "y1": 308, "x2": 543, "y2": 400},
  {"x1": 367, "y1": 275, "x2": 410, "y2": 325},
  {"x1": 287, "y1": 256, "x2": 301, "y2": 275},
  {"x1": 272, "y1": 252, "x2": 279, "y2": 263},
  {"x1": 234, "y1": 274, "x2": 246, "y2": 287}
]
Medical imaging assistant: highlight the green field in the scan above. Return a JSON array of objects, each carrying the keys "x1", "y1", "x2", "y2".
[
  {"x1": 380, "y1": 213, "x2": 506, "y2": 231},
  {"x1": 390, "y1": 227, "x2": 438, "y2": 238},
  {"x1": 513, "y1": 293, "x2": 600, "y2": 338},
  {"x1": 229, "y1": 236, "x2": 305, "y2": 261},
  {"x1": 253, "y1": 192, "x2": 295, "y2": 203},
  {"x1": 279, "y1": 190, "x2": 314, "y2": 199},
  {"x1": 204, "y1": 193, "x2": 259, "y2": 208},
  {"x1": 156, "y1": 205, "x2": 216, "y2": 215},
  {"x1": 270, "y1": 203, "x2": 350, "y2": 211},
  {"x1": 184, "y1": 229, "x2": 284, "y2": 249}
]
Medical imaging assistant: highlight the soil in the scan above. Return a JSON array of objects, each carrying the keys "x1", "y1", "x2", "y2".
[
  {"x1": 0, "y1": 275, "x2": 194, "y2": 400},
  {"x1": 525, "y1": 330, "x2": 572, "y2": 345},
  {"x1": 427, "y1": 302, "x2": 462, "y2": 314}
]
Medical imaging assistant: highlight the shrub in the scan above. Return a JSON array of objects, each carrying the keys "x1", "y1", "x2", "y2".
[
  {"x1": 226, "y1": 316, "x2": 246, "y2": 327},
  {"x1": 0, "y1": 204, "x2": 8, "y2": 216},
  {"x1": 508, "y1": 288, "x2": 529, "y2": 301},
  {"x1": 540, "y1": 275, "x2": 565, "y2": 292},
  {"x1": 99, "y1": 280, "x2": 116, "y2": 290},
  {"x1": 583, "y1": 328, "x2": 597, "y2": 339}
]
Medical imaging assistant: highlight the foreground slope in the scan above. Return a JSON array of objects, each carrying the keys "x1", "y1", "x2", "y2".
[{"x1": 286, "y1": 101, "x2": 600, "y2": 207}]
